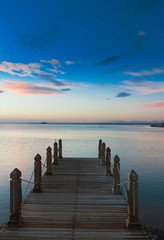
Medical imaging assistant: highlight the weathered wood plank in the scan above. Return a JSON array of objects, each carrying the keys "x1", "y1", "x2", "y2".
[{"x1": 1, "y1": 157, "x2": 150, "y2": 240}]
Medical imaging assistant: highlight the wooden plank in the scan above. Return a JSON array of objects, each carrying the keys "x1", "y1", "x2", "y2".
[{"x1": 1, "y1": 157, "x2": 150, "y2": 240}]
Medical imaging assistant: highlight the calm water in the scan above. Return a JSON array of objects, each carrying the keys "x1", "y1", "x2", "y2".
[{"x1": 0, "y1": 123, "x2": 164, "y2": 229}]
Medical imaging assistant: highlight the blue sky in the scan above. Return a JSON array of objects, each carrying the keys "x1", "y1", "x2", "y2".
[{"x1": 0, "y1": 0, "x2": 164, "y2": 122}]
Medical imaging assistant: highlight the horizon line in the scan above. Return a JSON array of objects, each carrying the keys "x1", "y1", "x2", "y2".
[{"x1": 0, "y1": 121, "x2": 163, "y2": 125}]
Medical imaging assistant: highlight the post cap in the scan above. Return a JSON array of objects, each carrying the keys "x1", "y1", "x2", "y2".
[
  {"x1": 99, "y1": 139, "x2": 102, "y2": 143},
  {"x1": 47, "y1": 146, "x2": 52, "y2": 152},
  {"x1": 114, "y1": 155, "x2": 120, "y2": 162},
  {"x1": 59, "y1": 139, "x2": 62, "y2": 142},
  {"x1": 129, "y1": 170, "x2": 138, "y2": 182},
  {"x1": 103, "y1": 142, "x2": 106, "y2": 147},
  {"x1": 54, "y1": 142, "x2": 57, "y2": 146},
  {"x1": 107, "y1": 147, "x2": 111, "y2": 153},
  {"x1": 34, "y1": 154, "x2": 41, "y2": 161},
  {"x1": 10, "y1": 168, "x2": 21, "y2": 179}
]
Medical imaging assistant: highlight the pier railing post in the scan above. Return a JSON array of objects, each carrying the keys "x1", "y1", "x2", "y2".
[
  {"x1": 59, "y1": 139, "x2": 63, "y2": 158},
  {"x1": 98, "y1": 139, "x2": 102, "y2": 159},
  {"x1": 46, "y1": 146, "x2": 52, "y2": 175},
  {"x1": 112, "y1": 155, "x2": 121, "y2": 194},
  {"x1": 8, "y1": 168, "x2": 22, "y2": 226},
  {"x1": 101, "y1": 142, "x2": 106, "y2": 165},
  {"x1": 126, "y1": 170, "x2": 141, "y2": 229},
  {"x1": 53, "y1": 142, "x2": 58, "y2": 165},
  {"x1": 105, "y1": 147, "x2": 112, "y2": 176},
  {"x1": 33, "y1": 154, "x2": 42, "y2": 192}
]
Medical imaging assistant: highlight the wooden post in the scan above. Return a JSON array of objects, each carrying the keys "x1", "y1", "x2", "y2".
[
  {"x1": 33, "y1": 154, "x2": 42, "y2": 192},
  {"x1": 59, "y1": 139, "x2": 63, "y2": 158},
  {"x1": 8, "y1": 168, "x2": 22, "y2": 227},
  {"x1": 46, "y1": 146, "x2": 52, "y2": 175},
  {"x1": 105, "y1": 147, "x2": 112, "y2": 176},
  {"x1": 101, "y1": 142, "x2": 106, "y2": 165},
  {"x1": 53, "y1": 142, "x2": 58, "y2": 165},
  {"x1": 126, "y1": 170, "x2": 141, "y2": 229},
  {"x1": 112, "y1": 155, "x2": 121, "y2": 194},
  {"x1": 98, "y1": 139, "x2": 102, "y2": 159}
]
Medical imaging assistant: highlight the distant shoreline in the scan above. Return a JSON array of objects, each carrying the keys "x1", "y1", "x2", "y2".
[
  {"x1": 151, "y1": 123, "x2": 164, "y2": 128},
  {"x1": 0, "y1": 122, "x2": 162, "y2": 126}
]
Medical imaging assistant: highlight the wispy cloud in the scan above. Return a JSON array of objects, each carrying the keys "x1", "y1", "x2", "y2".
[
  {"x1": 124, "y1": 67, "x2": 164, "y2": 77},
  {"x1": 40, "y1": 59, "x2": 66, "y2": 74},
  {"x1": 122, "y1": 80, "x2": 164, "y2": 95},
  {"x1": 0, "y1": 59, "x2": 71, "y2": 79},
  {"x1": 127, "y1": 86, "x2": 164, "y2": 94},
  {"x1": 97, "y1": 54, "x2": 132, "y2": 66},
  {"x1": 40, "y1": 59, "x2": 61, "y2": 67},
  {"x1": 0, "y1": 80, "x2": 70, "y2": 96},
  {"x1": 126, "y1": 78, "x2": 146, "y2": 83},
  {"x1": 98, "y1": 30, "x2": 148, "y2": 68},
  {"x1": 0, "y1": 59, "x2": 68, "y2": 87},
  {"x1": 0, "y1": 58, "x2": 79, "y2": 95},
  {"x1": 17, "y1": 27, "x2": 60, "y2": 49},
  {"x1": 141, "y1": 101, "x2": 164, "y2": 110},
  {"x1": 116, "y1": 92, "x2": 131, "y2": 98},
  {"x1": 65, "y1": 61, "x2": 75, "y2": 65},
  {"x1": 0, "y1": 61, "x2": 42, "y2": 77},
  {"x1": 38, "y1": 74, "x2": 65, "y2": 86},
  {"x1": 60, "y1": 88, "x2": 71, "y2": 92}
]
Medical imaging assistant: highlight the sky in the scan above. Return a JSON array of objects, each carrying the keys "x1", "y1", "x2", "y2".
[{"x1": 0, "y1": 0, "x2": 164, "y2": 122}]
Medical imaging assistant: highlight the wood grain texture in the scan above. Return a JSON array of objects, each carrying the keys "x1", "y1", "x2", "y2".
[{"x1": 0, "y1": 157, "x2": 150, "y2": 239}]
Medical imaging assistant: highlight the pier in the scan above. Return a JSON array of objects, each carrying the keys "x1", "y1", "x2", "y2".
[{"x1": 0, "y1": 139, "x2": 151, "y2": 239}]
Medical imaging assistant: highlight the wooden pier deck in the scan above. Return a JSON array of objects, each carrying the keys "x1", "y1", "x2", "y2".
[{"x1": 0, "y1": 157, "x2": 150, "y2": 240}]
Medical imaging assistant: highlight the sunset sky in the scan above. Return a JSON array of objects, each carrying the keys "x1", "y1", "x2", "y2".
[{"x1": 0, "y1": 0, "x2": 164, "y2": 122}]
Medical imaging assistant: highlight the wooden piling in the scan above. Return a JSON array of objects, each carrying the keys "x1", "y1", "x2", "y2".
[
  {"x1": 33, "y1": 154, "x2": 42, "y2": 192},
  {"x1": 112, "y1": 155, "x2": 121, "y2": 194},
  {"x1": 105, "y1": 147, "x2": 112, "y2": 176},
  {"x1": 8, "y1": 168, "x2": 22, "y2": 227},
  {"x1": 98, "y1": 139, "x2": 102, "y2": 159},
  {"x1": 46, "y1": 146, "x2": 52, "y2": 175},
  {"x1": 101, "y1": 142, "x2": 106, "y2": 165},
  {"x1": 126, "y1": 170, "x2": 141, "y2": 229},
  {"x1": 59, "y1": 139, "x2": 63, "y2": 158},
  {"x1": 53, "y1": 142, "x2": 58, "y2": 165}
]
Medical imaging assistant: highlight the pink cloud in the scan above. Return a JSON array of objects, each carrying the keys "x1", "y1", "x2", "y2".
[
  {"x1": 142, "y1": 101, "x2": 164, "y2": 110},
  {"x1": 0, "y1": 61, "x2": 42, "y2": 77},
  {"x1": 1, "y1": 80, "x2": 62, "y2": 95},
  {"x1": 65, "y1": 61, "x2": 75, "y2": 65},
  {"x1": 0, "y1": 59, "x2": 64, "y2": 78},
  {"x1": 122, "y1": 80, "x2": 164, "y2": 95},
  {"x1": 0, "y1": 59, "x2": 83, "y2": 95},
  {"x1": 125, "y1": 85, "x2": 164, "y2": 94},
  {"x1": 40, "y1": 59, "x2": 65, "y2": 74},
  {"x1": 40, "y1": 59, "x2": 61, "y2": 67}
]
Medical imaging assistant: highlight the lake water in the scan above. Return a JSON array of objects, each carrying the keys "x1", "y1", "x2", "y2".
[{"x1": 0, "y1": 123, "x2": 164, "y2": 229}]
